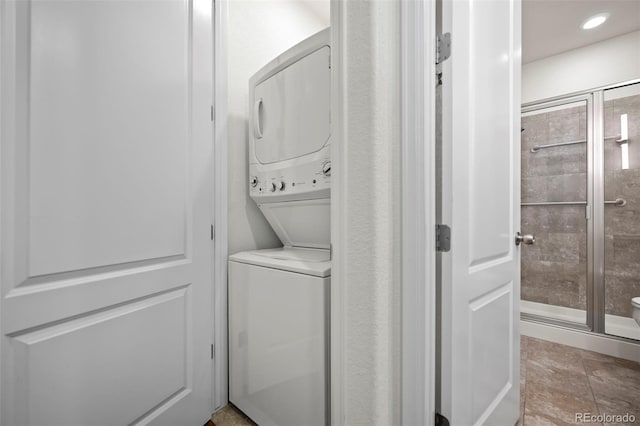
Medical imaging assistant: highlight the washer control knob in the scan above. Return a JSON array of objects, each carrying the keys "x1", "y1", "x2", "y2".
[
  {"x1": 322, "y1": 161, "x2": 332, "y2": 177},
  {"x1": 276, "y1": 181, "x2": 285, "y2": 191},
  {"x1": 270, "y1": 182, "x2": 277, "y2": 192},
  {"x1": 250, "y1": 176, "x2": 258, "y2": 188}
]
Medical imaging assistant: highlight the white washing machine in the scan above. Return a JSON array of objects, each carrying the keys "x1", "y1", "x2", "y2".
[
  {"x1": 229, "y1": 248, "x2": 329, "y2": 426},
  {"x1": 229, "y1": 28, "x2": 331, "y2": 426}
]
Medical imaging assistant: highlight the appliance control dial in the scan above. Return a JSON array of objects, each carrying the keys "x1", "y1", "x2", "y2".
[
  {"x1": 322, "y1": 161, "x2": 332, "y2": 177},
  {"x1": 250, "y1": 176, "x2": 258, "y2": 187},
  {"x1": 270, "y1": 182, "x2": 277, "y2": 192},
  {"x1": 276, "y1": 181, "x2": 285, "y2": 191}
]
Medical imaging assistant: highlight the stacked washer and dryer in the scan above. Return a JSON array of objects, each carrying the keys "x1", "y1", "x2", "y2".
[{"x1": 228, "y1": 28, "x2": 331, "y2": 426}]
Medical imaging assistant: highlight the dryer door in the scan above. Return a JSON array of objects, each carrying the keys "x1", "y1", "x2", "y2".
[{"x1": 253, "y1": 46, "x2": 331, "y2": 164}]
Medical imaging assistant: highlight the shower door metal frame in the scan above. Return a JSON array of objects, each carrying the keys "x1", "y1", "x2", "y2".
[
  {"x1": 521, "y1": 78, "x2": 640, "y2": 336},
  {"x1": 592, "y1": 90, "x2": 605, "y2": 334},
  {"x1": 521, "y1": 93, "x2": 595, "y2": 332},
  {"x1": 593, "y1": 80, "x2": 640, "y2": 335}
]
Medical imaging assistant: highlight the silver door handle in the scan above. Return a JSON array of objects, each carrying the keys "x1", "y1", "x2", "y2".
[{"x1": 515, "y1": 232, "x2": 535, "y2": 246}]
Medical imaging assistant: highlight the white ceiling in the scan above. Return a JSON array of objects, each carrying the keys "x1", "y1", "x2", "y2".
[{"x1": 523, "y1": 0, "x2": 640, "y2": 64}]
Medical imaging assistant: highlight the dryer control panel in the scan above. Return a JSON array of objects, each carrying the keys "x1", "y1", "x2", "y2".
[{"x1": 249, "y1": 158, "x2": 331, "y2": 202}]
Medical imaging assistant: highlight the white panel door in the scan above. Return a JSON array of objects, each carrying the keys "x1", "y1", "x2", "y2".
[
  {"x1": 439, "y1": 0, "x2": 521, "y2": 424},
  {"x1": 0, "y1": 0, "x2": 213, "y2": 425}
]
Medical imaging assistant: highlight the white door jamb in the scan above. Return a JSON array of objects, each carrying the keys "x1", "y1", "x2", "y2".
[
  {"x1": 213, "y1": 0, "x2": 229, "y2": 412},
  {"x1": 400, "y1": 0, "x2": 437, "y2": 425}
]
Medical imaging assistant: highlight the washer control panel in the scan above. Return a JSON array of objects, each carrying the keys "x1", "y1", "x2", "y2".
[
  {"x1": 321, "y1": 161, "x2": 331, "y2": 177},
  {"x1": 249, "y1": 158, "x2": 331, "y2": 199}
]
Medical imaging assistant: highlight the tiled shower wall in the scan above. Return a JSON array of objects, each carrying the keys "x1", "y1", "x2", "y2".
[
  {"x1": 521, "y1": 105, "x2": 588, "y2": 311},
  {"x1": 604, "y1": 94, "x2": 640, "y2": 318},
  {"x1": 521, "y1": 94, "x2": 640, "y2": 320}
]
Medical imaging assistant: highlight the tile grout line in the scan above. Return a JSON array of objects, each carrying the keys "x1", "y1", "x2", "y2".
[
  {"x1": 521, "y1": 338, "x2": 528, "y2": 426},
  {"x1": 582, "y1": 354, "x2": 603, "y2": 420}
]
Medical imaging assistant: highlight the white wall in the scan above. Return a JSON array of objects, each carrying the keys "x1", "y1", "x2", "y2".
[
  {"x1": 226, "y1": 0, "x2": 329, "y2": 254},
  {"x1": 522, "y1": 31, "x2": 640, "y2": 103},
  {"x1": 331, "y1": 0, "x2": 401, "y2": 424}
]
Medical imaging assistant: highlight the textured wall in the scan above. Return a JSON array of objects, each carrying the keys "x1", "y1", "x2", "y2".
[
  {"x1": 521, "y1": 105, "x2": 588, "y2": 311},
  {"x1": 522, "y1": 31, "x2": 640, "y2": 104},
  {"x1": 332, "y1": 0, "x2": 401, "y2": 424},
  {"x1": 226, "y1": 0, "x2": 329, "y2": 254},
  {"x1": 604, "y1": 93, "x2": 640, "y2": 318}
]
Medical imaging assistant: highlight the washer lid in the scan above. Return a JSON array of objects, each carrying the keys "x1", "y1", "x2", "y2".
[
  {"x1": 258, "y1": 198, "x2": 330, "y2": 250},
  {"x1": 229, "y1": 247, "x2": 331, "y2": 278}
]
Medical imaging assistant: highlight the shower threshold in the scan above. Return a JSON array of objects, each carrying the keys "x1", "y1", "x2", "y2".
[{"x1": 521, "y1": 300, "x2": 640, "y2": 341}]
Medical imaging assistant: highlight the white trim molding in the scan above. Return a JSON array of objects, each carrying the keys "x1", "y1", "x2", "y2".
[
  {"x1": 0, "y1": 1, "x2": 11, "y2": 424},
  {"x1": 401, "y1": 0, "x2": 437, "y2": 425},
  {"x1": 212, "y1": 0, "x2": 229, "y2": 411},
  {"x1": 329, "y1": 1, "x2": 345, "y2": 423}
]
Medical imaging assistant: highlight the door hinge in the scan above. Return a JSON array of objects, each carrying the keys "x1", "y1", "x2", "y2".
[
  {"x1": 211, "y1": 224, "x2": 214, "y2": 241},
  {"x1": 436, "y1": 224, "x2": 451, "y2": 252},
  {"x1": 436, "y1": 32, "x2": 451, "y2": 64},
  {"x1": 211, "y1": 344, "x2": 215, "y2": 360},
  {"x1": 435, "y1": 413, "x2": 450, "y2": 426}
]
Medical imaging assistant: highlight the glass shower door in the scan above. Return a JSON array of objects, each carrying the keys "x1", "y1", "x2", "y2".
[
  {"x1": 521, "y1": 96, "x2": 591, "y2": 326},
  {"x1": 603, "y1": 83, "x2": 640, "y2": 341}
]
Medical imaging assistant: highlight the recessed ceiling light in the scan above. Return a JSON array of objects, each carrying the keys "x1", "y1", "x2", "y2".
[{"x1": 581, "y1": 13, "x2": 609, "y2": 30}]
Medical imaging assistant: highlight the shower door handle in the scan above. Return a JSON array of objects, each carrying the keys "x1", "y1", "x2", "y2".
[{"x1": 515, "y1": 232, "x2": 535, "y2": 246}]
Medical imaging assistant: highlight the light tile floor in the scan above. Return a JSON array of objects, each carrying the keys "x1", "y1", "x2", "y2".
[{"x1": 212, "y1": 337, "x2": 640, "y2": 426}]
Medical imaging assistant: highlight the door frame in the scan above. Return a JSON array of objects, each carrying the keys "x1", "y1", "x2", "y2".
[
  {"x1": 212, "y1": 0, "x2": 229, "y2": 412},
  {"x1": 399, "y1": 0, "x2": 437, "y2": 425},
  {"x1": 0, "y1": 3, "x2": 4, "y2": 422},
  {"x1": 212, "y1": 0, "x2": 439, "y2": 420},
  {"x1": 330, "y1": 0, "x2": 438, "y2": 423}
]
